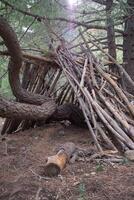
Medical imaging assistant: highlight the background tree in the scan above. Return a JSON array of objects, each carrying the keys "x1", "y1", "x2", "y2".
[{"x1": 123, "y1": 0, "x2": 134, "y2": 95}]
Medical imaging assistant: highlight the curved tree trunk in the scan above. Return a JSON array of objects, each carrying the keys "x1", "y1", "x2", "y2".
[
  {"x1": 0, "y1": 16, "x2": 58, "y2": 129},
  {"x1": 0, "y1": 17, "x2": 86, "y2": 132},
  {"x1": 0, "y1": 16, "x2": 54, "y2": 105}
]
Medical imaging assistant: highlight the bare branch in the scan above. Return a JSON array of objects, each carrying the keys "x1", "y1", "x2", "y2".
[{"x1": 0, "y1": 0, "x2": 123, "y2": 34}]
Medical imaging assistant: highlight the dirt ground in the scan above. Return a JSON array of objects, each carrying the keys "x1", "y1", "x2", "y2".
[{"x1": 0, "y1": 121, "x2": 134, "y2": 200}]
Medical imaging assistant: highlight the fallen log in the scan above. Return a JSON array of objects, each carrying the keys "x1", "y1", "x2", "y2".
[
  {"x1": 44, "y1": 142, "x2": 76, "y2": 177},
  {"x1": 0, "y1": 96, "x2": 56, "y2": 120},
  {"x1": 42, "y1": 143, "x2": 126, "y2": 177}
]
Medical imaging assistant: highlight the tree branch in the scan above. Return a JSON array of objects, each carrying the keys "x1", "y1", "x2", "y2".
[
  {"x1": 92, "y1": 0, "x2": 106, "y2": 5},
  {"x1": 0, "y1": 0, "x2": 123, "y2": 34}
]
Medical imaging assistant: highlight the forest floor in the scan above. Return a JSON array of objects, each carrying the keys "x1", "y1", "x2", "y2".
[{"x1": 0, "y1": 119, "x2": 134, "y2": 200}]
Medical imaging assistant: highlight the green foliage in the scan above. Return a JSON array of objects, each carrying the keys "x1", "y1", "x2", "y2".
[
  {"x1": 121, "y1": 157, "x2": 129, "y2": 165},
  {"x1": 95, "y1": 163, "x2": 104, "y2": 172},
  {"x1": 0, "y1": 58, "x2": 13, "y2": 98},
  {"x1": 0, "y1": 0, "x2": 130, "y2": 97},
  {"x1": 78, "y1": 182, "x2": 86, "y2": 200},
  {"x1": 0, "y1": 0, "x2": 63, "y2": 97}
]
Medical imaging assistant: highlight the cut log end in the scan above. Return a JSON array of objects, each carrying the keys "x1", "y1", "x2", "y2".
[
  {"x1": 44, "y1": 163, "x2": 61, "y2": 177},
  {"x1": 43, "y1": 143, "x2": 77, "y2": 177},
  {"x1": 44, "y1": 152, "x2": 68, "y2": 177}
]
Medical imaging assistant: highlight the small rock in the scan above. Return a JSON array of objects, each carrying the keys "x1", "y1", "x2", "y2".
[
  {"x1": 73, "y1": 181, "x2": 80, "y2": 186},
  {"x1": 125, "y1": 150, "x2": 134, "y2": 161},
  {"x1": 91, "y1": 172, "x2": 96, "y2": 175},
  {"x1": 58, "y1": 130, "x2": 65, "y2": 136},
  {"x1": 21, "y1": 146, "x2": 26, "y2": 151},
  {"x1": 84, "y1": 173, "x2": 90, "y2": 177}
]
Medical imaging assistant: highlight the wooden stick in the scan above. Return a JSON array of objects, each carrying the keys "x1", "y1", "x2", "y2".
[
  {"x1": 58, "y1": 58, "x2": 103, "y2": 153},
  {"x1": 95, "y1": 63, "x2": 134, "y2": 117},
  {"x1": 86, "y1": 32, "x2": 134, "y2": 88}
]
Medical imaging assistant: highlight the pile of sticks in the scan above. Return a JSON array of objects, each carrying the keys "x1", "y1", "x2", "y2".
[
  {"x1": 56, "y1": 33, "x2": 134, "y2": 153},
  {"x1": 1, "y1": 58, "x2": 74, "y2": 134},
  {"x1": 1, "y1": 23, "x2": 134, "y2": 154}
]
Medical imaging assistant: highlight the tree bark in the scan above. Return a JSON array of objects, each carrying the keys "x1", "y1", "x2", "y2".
[
  {"x1": 44, "y1": 142, "x2": 76, "y2": 177},
  {"x1": 106, "y1": 0, "x2": 117, "y2": 73},
  {"x1": 0, "y1": 96, "x2": 56, "y2": 120},
  {"x1": 0, "y1": 16, "x2": 58, "y2": 132},
  {"x1": 123, "y1": 0, "x2": 134, "y2": 95},
  {"x1": 47, "y1": 103, "x2": 87, "y2": 127}
]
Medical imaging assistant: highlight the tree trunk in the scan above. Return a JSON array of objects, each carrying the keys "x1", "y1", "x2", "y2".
[
  {"x1": 0, "y1": 96, "x2": 56, "y2": 120},
  {"x1": 106, "y1": 0, "x2": 117, "y2": 73},
  {"x1": 47, "y1": 103, "x2": 87, "y2": 127},
  {"x1": 0, "y1": 16, "x2": 54, "y2": 105},
  {"x1": 123, "y1": 0, "x2": 134, "y2": 95},
  {"x1": 0, "y1": 16, "x2": 58, "y2": 132}
]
